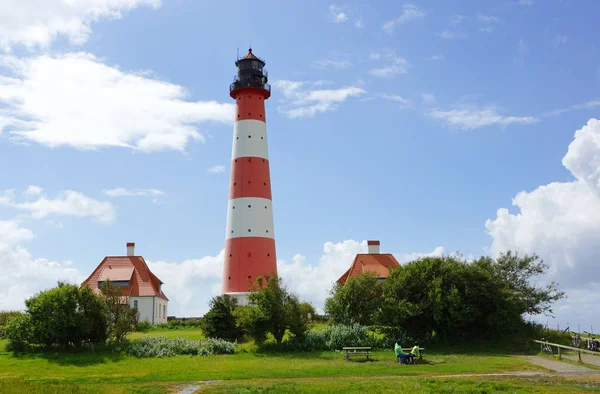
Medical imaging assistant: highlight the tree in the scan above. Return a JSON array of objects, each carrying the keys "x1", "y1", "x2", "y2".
[
  {"x1": 4, "y1": 282, "x2": 107, "y2": 349},
  {"x1": 299, "y1": 302, "x2": 316, "y2": 323},
  {"x1": 325, "y1": 272, "x2": 382, "y2": 326},
  {"x1": 235, "y1": 276, "x2": 309, "y2": 345},
  {"x1": 378, "y1": 252, "x2": 566, "y2": 343},
  {"x1": 100, "y1": 281, "x2": 138, "y2": 342},
  {"x1": 202, "y1": 294, "x2": 244, "y2": 341}
]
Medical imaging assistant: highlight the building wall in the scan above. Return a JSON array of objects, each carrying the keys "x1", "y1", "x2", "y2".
[{"x1": 129, "y1": 296, "x2": 168, "y2": 325}]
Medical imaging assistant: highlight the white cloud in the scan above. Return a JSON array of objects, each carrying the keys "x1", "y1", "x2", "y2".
[
  {"x1": 477, "y1": 13, "x2": 499, "y2": 23},
  {"x1": 545, "y1": 98, "x2": 600, "y2": 117},
  {"x1": 328, "y1": 5, "x2": 348, "y2": 23},
  {"x1": 369, "y1": 52, "x2": 381, "y2": 61},
  {"x1": 207, "y1": 165, "x2": 226, "y2": 174},
  {"x1": 1, "y1": 188, "x2": 116, "y2": 224},
  {"x1": 377, "y1": 93, "x2": 412, "y2": 108},
  {"x1": 23, "y1": 185, "x2": 43, "y2": 198},
  {"x1": 382, "y1": 4, "x2": 426, "y2": 33},
  {"x1": 479, "y1": 27, "x2": 494, "y2": 33},
  {"x1": 436, "y1": 30, "x2": 468, "y2": 40},
  {"x1": 451, "y1": 14, "x2": 466, "y2": 24},
  {"x1": 368, "y1": 56, "x2": 410, "y2": 78},
  {"x1": 394, "y1": 246, "x2": 445, "y2": 264},
  {"x1": 0, "y1": 53, "x2": 234, "y2": 152},
  {"x1": 313, "y1": 59, "x2": 353, "y2": 70},
  {"x1": 103, "y1": 188, "x2": 164, "y2": 197},
  {"x1": 428, "y1": 105, "x2": 539, "y2": 130},
  {"x1": 0, "y1": 220, "x2": 84, "y2": 311},
  {"x1": 432, "y1": 54, "x2": 445, "y2": 61},
  {"x1": 354, "y1": 17, "x2": 364, "y2": 28},
  {"x1": 421, "y1": 93, "x2": 436, "y2": 105},
  {"x1": 0, "y1": 0, "x2": 160, "y2": 49},
  {"x1": 485, "y1": 118, "x2": 600, "y2": 328},
  {"x1": 147, "y1": 251, "x2": 224, "y2": 317},
  {"x1": 273, "y1": 80, "x2": 366, "y2": 119}
]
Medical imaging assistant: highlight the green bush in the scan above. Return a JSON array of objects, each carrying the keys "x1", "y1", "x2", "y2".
[
  {"x1": 4, "y1": 314, "x2": 34, "y2": 351},
  {"x1": 126, "y1": 336, "x2": 236, "y2": 357},
  {"x1": 276, "y1": 324, "x2": 384, "y2": 351},
  {"x1": 5, "y1": 282, "x2": 108, "y2": 349},
  {"x1": 0, "y1": 311, "x2": 25, "y2": 327},
  {"x1": 135, "y1": 321, "x2": 153, "y2": 332},
  {"x1": 202, "y1": 295, "x2": 243, "y2": 341}
]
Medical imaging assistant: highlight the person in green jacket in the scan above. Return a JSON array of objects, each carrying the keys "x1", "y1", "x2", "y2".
[{"x1": 394, "y1": 340, "x2": 410, "y2": 364}]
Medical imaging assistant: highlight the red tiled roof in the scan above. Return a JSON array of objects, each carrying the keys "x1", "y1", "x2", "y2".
[
  {"x1": 336, "y1": 254, "x2": 400, "y2": 285},
  {"x1": 81, "y1": 255, "x2": 168, "y2": 300},
  {"x1": 240, "y1": 48, "x2": 261, "y2": 61}
]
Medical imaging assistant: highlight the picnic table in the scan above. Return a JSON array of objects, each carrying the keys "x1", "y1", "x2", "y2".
[
  {"x1": 343, "y1": 346, "x2": 371, "y2": 360},
  {"x1": 401, "y1": 347, "x2": 425, "y2": 362}
]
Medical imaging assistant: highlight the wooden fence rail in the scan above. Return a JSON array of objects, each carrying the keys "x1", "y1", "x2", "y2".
[{"x1": 532, "y1": 339, "x2": 600, "y2": 362}]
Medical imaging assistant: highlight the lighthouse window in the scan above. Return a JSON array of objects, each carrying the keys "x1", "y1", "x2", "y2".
[
  {"x1": 248, "y1": 229, "x2": 251, "y2": 232},
  {"x1": 252, "y1": 61, "x2": 260, "y2": 70},
  {"x1": 248, "y1": 135, "x2": 251, "y2": 138},
  {"x1": 261, "y1": 137, "x2": 263, "y2": 140},
  {"x1": 248, "y1": 181, "x2": 252, "y2": 184},
  {"x1": 266, "y1": 230, "x2": 269, "y2": 233},
  {"x1": 248, "y1": 204, "x2": 251, "y2": 208}
]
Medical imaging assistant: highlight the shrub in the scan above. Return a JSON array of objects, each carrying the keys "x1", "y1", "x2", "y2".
[
  {"x1": 281, "y1": 324, "x2": 384, "y2": 352},
  {"x1": 135, "y1": 321, "x2": 153, "y2": 332},
  {"x1": 0, "y1": 311, "x2": 25, "y2": 327},
  {"x1": 202, "y1": 295, "x2": 243, "y2": 341},
  {"x1": 4, "y1": 315, "x2": 33, "y2": 351},
  {"x1": 5, "y1": 282, "x2": 108, "y2": 349},
  {"x1": 126, "y1": 336, "x2": 236, "y2": 358}
]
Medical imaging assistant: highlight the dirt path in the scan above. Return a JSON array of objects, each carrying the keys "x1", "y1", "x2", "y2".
[
  {"x1": 520, "y1": 356, "x2": 593, "y2": 373},
  {"x1": 563, "y1": 353, "x2": 600, "y2": 368}
]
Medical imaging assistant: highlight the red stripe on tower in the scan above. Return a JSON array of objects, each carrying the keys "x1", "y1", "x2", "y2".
[{"x1": 223, "y1": 48, "x2": 277, "y2": 304}]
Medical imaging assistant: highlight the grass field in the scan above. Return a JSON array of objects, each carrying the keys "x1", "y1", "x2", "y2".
[{"x1": 0, "y1": 327, "x2": 598, "y2": 393}]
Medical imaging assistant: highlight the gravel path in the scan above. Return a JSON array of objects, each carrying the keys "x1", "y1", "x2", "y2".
[
  {"x1": 563, "y1": 353, "x2": 600, "y2": 367},
  {"x1": 520, "y1": 356, "x2": 593, "y2": 373}
]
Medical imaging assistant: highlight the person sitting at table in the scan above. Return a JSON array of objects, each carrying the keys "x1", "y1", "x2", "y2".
[
  {"x1": 409, "y1": 343, "x2": 420, "y2": 363},
  {"x1": 394, "y1": 340, "x2": 411, "y2": 364}
]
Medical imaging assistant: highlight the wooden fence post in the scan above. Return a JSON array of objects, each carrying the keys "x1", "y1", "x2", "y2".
[
  {"x1": 558, "y1": 346, "x2": 562, "y2": 359},
  {"x1": 579, "y1": 351, "x2": 582, "y2": 362}
]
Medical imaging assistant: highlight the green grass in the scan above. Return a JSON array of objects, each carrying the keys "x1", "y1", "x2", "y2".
[
  {"x1": 200, "y1": 376, "x2": 600, "y2": 393},
  {"x1": 0, "y1": 328, "x2": 574, "y2": 393},
  {"x1": 128, "y1": 328, "x2": 206, "y2": 341}
]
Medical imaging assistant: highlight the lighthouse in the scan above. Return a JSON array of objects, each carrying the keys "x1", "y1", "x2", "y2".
[{"x1": 222, "y1": 48, "x2": 277, "y2": 305}]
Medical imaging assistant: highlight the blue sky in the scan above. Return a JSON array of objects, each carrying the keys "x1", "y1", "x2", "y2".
[{"x1": 1, "y1": 0, "x2": 600, "y2": 330}]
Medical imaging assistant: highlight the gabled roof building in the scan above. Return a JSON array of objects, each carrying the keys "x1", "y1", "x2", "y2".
[
  {"x1": 336, "y1": 240, "x2": 400, "y2": 285},
  {"x1": 81, "y1": 242, "x2": 169, "y2": 325}
]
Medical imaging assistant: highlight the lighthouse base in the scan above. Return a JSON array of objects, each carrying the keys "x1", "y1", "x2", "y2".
[{"x1": 224, "y1": 292, "x2": 251, "y2": 306}]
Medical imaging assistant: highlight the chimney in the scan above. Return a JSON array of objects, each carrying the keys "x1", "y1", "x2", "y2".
[
  {"x1": 367, "y1": 240, "x2": 380, "y2": 254},
  {"x1": 126, "y1": 242, "x2": 135, "y2": 256}
]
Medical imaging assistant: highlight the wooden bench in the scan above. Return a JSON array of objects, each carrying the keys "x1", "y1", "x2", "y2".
[{"x1": 343, "y1": 346, "x2": 372, "y2": 361}]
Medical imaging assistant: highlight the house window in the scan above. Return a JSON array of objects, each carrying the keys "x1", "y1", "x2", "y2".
[
  {"x1": 159, "y1": 304, "x2": 162, "y2": 318},
  {"x1": 133, "y1": 300, "x2": 138, "y2": 309},
  {"x1": 163, "y1": 305, "x2": 166, "y2": 319}
]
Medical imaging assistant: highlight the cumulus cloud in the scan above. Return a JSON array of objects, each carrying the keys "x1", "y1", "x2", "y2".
[
  {"x1": 147, "y1": 251, "x2": 224, "y2": 317},
  {"x1": 23, "y1": 185, "x2": 43, "y2": 198},
  {"x1": 477, "y1": 13, "x2": 499, "y2": 24},
  {"x1": 383, "y1": 4, "x2": 426, "y2": 33},
  {"x1": 0, "y1": 0, "x2": 160, "y2": 49},
  {"x1": 1, "y1": 188, "x2": 116, "y2": 224},
  {"x1": 0, "y1": 220, "x2": 84, "y2": 310},
  {"x1": 103, "y1": 188, "x2": 164, "y2": 197},
  {"x1": 428, "y1": 105, "x2": 539, "y2": 130},
  {"x1": 0, "y1": 53, "x2": 234, "y2": 152},
  {"x1": 273, "y1": 80, "x2": 366, "y2": 118},
  {"x1": 486, "y1": 118, "x2": 600, "y2": 328},
  {"x1": 328, "y1": 5, "x2": 348, "y2": 23}
]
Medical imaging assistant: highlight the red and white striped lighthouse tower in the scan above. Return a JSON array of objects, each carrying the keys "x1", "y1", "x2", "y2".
[{"x1": 223, "y1": 48, "x2": 277, "y2": 304}]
